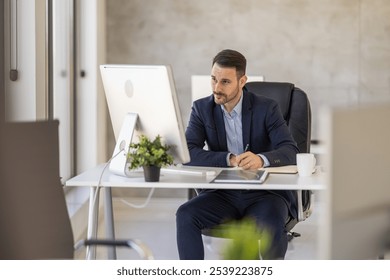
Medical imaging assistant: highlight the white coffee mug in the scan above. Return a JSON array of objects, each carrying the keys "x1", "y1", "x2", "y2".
[{"x1": 296, "y1": 153, "x2": 316, "y2": 177}]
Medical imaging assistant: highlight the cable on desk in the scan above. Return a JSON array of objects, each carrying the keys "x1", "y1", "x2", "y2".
[
  {"x1": 92, "y1": 149, "x2": 157, "y2": 211},
  {"x1": 90, "y1": 146, "x2": 156, "y2": 237},
  {"x1": 117, "y1": 187, "x2": 155, "y2": 209},
  {"x1": 91, "y1": 149, "x2": 123, "y2": 213},
  {"x1": 87, "y1": 147, "x2": 125, "y2": 258}
]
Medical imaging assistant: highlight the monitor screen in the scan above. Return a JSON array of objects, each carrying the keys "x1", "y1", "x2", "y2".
[{"x1": 100, "y1": 64, "x2": 190, "y2": 176}]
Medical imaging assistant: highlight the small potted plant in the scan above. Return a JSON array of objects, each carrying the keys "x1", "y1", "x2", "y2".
[{"x1": 127, "y1": 134, "x2": 174, "y2": 182}]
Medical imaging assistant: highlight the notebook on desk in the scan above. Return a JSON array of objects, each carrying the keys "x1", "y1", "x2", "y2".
[
  {"x1": 261, "y1": 165, "x2": 298, "y2": 174},
  {"x1": 211, "y1": 169, "x2": 268, "y2": 184}
]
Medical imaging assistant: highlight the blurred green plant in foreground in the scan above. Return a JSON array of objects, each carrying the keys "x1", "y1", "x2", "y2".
[{"x1": 217, "y1": 218, "x2": 271, "y2": 260}]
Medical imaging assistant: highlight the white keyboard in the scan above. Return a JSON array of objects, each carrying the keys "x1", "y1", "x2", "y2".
[{"x1": 161, "y1": 166, "x2": 216, "y2": 176}]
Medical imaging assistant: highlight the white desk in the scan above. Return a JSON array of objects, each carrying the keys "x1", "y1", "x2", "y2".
[{"x1": 66, "y1": 164, "x2": 325, "y2": 259}]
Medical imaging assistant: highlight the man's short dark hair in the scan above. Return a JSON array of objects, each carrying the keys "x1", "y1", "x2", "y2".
[{"x1": 212, "y1": 49, "x2": 247, "y2": 78}]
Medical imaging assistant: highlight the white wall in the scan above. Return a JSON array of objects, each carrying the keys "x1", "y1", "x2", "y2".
[{"x1": 106, "y1": 0, "x2": 390, "y2": 141}]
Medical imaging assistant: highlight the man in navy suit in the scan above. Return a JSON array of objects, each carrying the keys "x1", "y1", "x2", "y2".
[{"x1": 176, "y1": 49, "x2": 299, "y2": 259}]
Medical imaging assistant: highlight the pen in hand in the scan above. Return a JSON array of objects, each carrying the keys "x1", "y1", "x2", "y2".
[{"x1": 233, "y1": 144, "x2": 250, "y2": 167}]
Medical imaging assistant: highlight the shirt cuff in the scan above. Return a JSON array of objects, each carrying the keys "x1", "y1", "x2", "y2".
[
  {"x1": 227, "y1": 153, "x2": 236, "y2": 166},
  {"x1": 258, "y1": 154, "x2": 270, "y2": 167}
]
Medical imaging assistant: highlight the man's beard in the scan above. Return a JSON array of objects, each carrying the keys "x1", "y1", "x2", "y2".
[{"x1": 213, "y1": 86, "x2": 240, "y2": 105}]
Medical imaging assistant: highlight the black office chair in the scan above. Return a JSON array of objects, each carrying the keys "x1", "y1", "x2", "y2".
[
  {"x1": 0, "y1": 120, "x2": 153, "y2": 260},
  {"x1": 245, "y1": 81, "x2": 312, "y2": 236},
  {"x1": 191, "y1": 81, "x2": 313, "y2": 254}
]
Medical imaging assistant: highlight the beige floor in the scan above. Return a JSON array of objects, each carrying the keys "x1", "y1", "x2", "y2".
[{"x1": 75, "y1": 190, "x2": 323, "y2": 260}]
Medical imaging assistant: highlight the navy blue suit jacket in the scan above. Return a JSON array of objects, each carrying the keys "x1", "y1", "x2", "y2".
[{"x1": 185, "y1": 88, "x2": 300, "y2": 219}]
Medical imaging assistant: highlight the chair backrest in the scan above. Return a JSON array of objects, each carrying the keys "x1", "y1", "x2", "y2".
[
  {"x1": 0, "y1": 120, "x2": 74, "y2": 259},
  {"x1": 245, "y1": 81, "x2": 313, "y2": 228},
  {"x1": 245, "y1": 81, "x2": 311, "y2": 153}
]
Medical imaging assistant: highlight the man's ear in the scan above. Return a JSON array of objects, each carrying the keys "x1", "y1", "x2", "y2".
[{"x1": 239, "y1": 75, "x2": 248, "y2": 88}]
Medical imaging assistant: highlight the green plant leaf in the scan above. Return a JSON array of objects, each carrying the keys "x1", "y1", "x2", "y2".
[
  {"x1": 127, "y1": 134, "x2": 174, "y2": 169},
  {"x1": 219, "y1": 218, "x2": 271, "y2": 260}
]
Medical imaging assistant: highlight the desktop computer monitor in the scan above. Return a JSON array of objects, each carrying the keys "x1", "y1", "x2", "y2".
[
  {"x1": 318, "y1": 103, "x2": 390, "y2": 259},
  {"x1": 100, "y1": 64, "x2": 190, "y2": 176}
]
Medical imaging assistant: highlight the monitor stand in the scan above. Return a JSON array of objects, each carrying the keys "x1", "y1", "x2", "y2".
[
  {"x1": 109, "y1": 113, "x2": 138, "y2": 177},
  {"x1": 109, "y1": 112, "x2": 216, "y2": 177}
]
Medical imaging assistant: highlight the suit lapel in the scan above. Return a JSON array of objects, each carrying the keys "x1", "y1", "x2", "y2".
[
  {"x1": 213, "y1": 104, "x2": 228, "y2": 151},
  {"x1": 242, "y1": 91, "x2": 252, "y2": 148}
]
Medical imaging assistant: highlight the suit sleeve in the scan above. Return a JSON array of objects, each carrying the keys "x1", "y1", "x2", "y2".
[{"x1": 185, "y1": 103, "x2": 229, "y2": 167}]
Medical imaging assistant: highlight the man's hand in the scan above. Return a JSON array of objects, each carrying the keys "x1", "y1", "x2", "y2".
[
  {"x1": 236, "y1": 152, "x2": 264, "y2": 169},
  {"x1": 229, "y1": 154, "x2": 239, "y2": 167}
]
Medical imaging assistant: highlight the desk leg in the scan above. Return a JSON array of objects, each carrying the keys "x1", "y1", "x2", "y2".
[
  {"x1": 297, "y1": 190, "x2": 304, "y2": 222},
  {"x1": 86, "y1": 186, "x2": 100, "y2": 259},
  {"x1": 104, "y1": 187, "x2": 117, "y2": 259}
]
